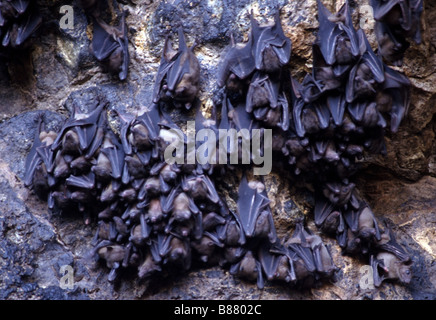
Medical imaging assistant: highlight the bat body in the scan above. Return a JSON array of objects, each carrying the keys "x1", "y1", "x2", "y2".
[
  {"x1": 152, "y1": 27, "x2": 200, "y2": 110},
  {"x1": 91, "y1": 11, "x2": 129, "y2": 80},
  {"x1": 237, "y1": 175, "x2": 277, "y2": 243}
]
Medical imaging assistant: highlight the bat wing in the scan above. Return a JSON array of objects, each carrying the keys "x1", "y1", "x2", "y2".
[
  {"x1": 358, "y1": 29, "x2": 385, "y2": 83},
  {"x1": 382, "y1": 65, "x2": 410, "y2": 132},
  {"x1": 237, "y1": 175, "x2": 270, "y2": 238},
  {"x1": 313, "y1": 101, "x2": 330, "y2": 129},
  {"x1": 66, "y1": 172, "x2": 95, "y2": 189},
  {"x1": 347, "y1": 100, "x2": 367, "y2": 122},
  {"x1": 326, "y1": 93, "x2": 346, "y2": 126},
  {"x1": 259, "y1": 242, "x2": 285, "y2": 280},
  {"x1": 316, "y1": 0, "x2": 342, "y2": 65},
  {"x1": 339, "y1": 0, "x2": 360, "y2": 58},
  {"x1": 116, "y1": 111, "x2": 135, "y2": 155},
  {"x1": 314, "y1": 192, "x2": 334, "y2": 228}
]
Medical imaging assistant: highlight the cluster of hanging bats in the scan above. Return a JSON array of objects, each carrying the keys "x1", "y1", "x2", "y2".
[{"x1": 21, "y1": 0, "x2": 423, "y2": 290}]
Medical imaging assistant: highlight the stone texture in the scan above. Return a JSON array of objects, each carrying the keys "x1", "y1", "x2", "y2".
[{"x1": 0, "y1": 0, "x2": 436, "y2": 300}]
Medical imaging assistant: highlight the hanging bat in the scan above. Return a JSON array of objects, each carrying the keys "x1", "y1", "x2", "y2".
[
  {"x1": 217, "y1": 32, "x2": 255, "y2": 93},
  {"x1": 315, "y1": 0, "x2": 359, "y2": 66},
  {"x1": 152, "y1": 27, "x2": 200, "y2": 110},
  {"x1": 236, "y1": 174, "x2": 277, "y2": 243},
  {"x1": 246, "y1": 71, "x2": 289, "y2": 130},
  {"x1": 92, "y1": 125, "x2": 125, "y2": 181},
  {"x1": 314, "y1": 191, "x2": 345, "y2": 236},
  {"x1": 118, "y1": 104, "x2": 161, "y2": 161},
  {"x1": 371, "y1": 0, "x2": 423, "y2": 49},
  {"x1": 250, "y1": 10, "x2": 292, "y2": 73},
  {"x1": 24, "y1": 114, "x2": 57, "y2": 199},
  {"x1": 230, "y1": 250, "x2": 264, "y2": 289},
  {"x1": 3, "y1": 9, "x2": 42, "y2": 48},
  {"x1": 181, "y1": 173, "x2": 220, "y2": 204},
  {"x1": 91, "y1": 11, "x2": 129, "y2": 81},
  {"x1": 374, "y1": 21, "x2": 409, "y2": 67},
  {"x1": 51, "y1": 99, "x2": 107, "y2": 154},
  {"x1": 377, "y1": 64, "x2": 411, "y2": 132},
  {"x1": 258, "y1": 241, "x2": 294, "y2": 283}
]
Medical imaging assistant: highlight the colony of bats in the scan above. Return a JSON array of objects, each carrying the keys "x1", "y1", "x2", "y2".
[{"x1": 23, "y1": 0, "x2": 423, "y2": 290}]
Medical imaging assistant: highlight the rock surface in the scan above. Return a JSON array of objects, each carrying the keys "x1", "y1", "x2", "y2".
[{"x1": 0, "y1": 0, "x2": 435, "y2": 300}]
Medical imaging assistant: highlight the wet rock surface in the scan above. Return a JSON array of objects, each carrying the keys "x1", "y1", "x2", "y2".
[{"x1": 0, "y1": 0, "x2": 435, "y2": 300}]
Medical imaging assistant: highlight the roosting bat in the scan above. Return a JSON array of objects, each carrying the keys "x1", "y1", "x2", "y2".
[
  {"x1": 315, "y1": 0, "x2": 359, "y2": 66},
  {"x1": 91, "y1": 11, "x2": 129, "y2": 80},
  {"x1": 152, "y1": 27, "x2": 200, "y2": 110},
  {"x1": 250, "y1": 10, "x2": 291, "y2": 73},
  {"x1": 236, "y1": 174, "x2": 277, "y2": 243}
]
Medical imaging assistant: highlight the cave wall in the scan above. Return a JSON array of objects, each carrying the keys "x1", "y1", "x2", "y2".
[{"x1": 0, "y1": 0, "x2": 435, "y2": 300}]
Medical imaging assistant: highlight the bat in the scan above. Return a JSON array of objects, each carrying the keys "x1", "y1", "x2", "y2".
[
  {"x1": 303, "y1": 232, "x2": 336, "y2": 275},
  {"x1": 286, "y1": 222, "x2": 317, "y2": 273},
  {"x1": 371, "y1": 252, "x2": 412, "y2": 287},
  {"x1": 229, "y1": 250, "x2": 264, "y2": 289},
  {"x1": 191, "y1": 233, "x2": 223, "y2": 264},
  {"x1": 371, "y1": 0, "x2": 423, "y2": 40},
  {"x1": 346, "y1": 30, "x2": 385, "y2": 104},
  {"x1": 377, "y1": 64, "x2": 411, "y2": 132},
  {"x1": 374, "y1": 21, "x2": 409, "y2": 67},
  {"x1": 246, "y1": 71, "x2": 289, "y2": 130},
  {"x1": 91, "y1": 11, "x2": 129, "y2": 80},
  {"x1": 311, "y1": 44, "x2": 342, "y2": 94},
  {"x1": 315, "y1": 0, "x2": 359, "y2": 66},
  {"x1": 51, "y1": 99, "x2": 107, "y2": 154},
  {"x1": 152, "y1": 27, "x2": 200, "y2": 110},
  {"x1": 236, "y1": 174, "x2": 277, "y2": 243},
  {"x1": 181, "y1": 174, "x2": 220, "y2": 204},
  {"x1": 118, "y1": 104, "x2": 161, "y2": 161},
  {"x1": 217, "y1": 32, "x2": 255, "y2": 93},
  {"x1": 92, "y1": 125, "x2": 125, "y2": 181},
  {"x1": 138, "y1": 251, "x2": 162, "y2": 279},
  {"x1": 24, "y1": 114, "x2": 56, "y2": 195},
  {"x1": 250, "y1": 10, "x2": 292, "y2": 73},
  {"x1": 165, "y1": 235, "x2": 192, "y2": 270},
  {"x1": 258, "y1": 241, "x2": 294, "y2": 283},
  {"x1": 343, "y1": 205, "x2": 381, "y2": 243}
]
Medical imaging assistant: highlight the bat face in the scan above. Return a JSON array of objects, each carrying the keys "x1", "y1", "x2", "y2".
[
  {"x1": 152, "y1": 27, "x2": 200, "y2": 110},
  {"x1": 91, "y1": 11, "x2": 129, "y2": 80}
]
